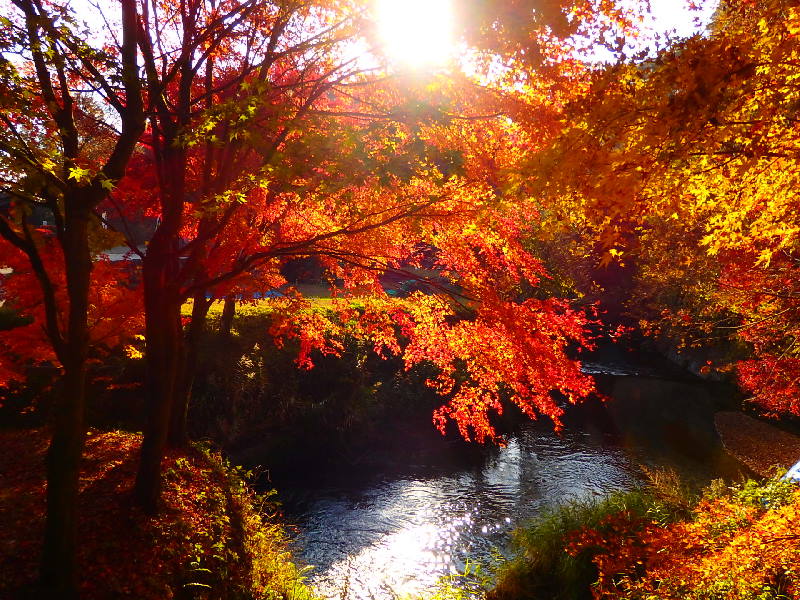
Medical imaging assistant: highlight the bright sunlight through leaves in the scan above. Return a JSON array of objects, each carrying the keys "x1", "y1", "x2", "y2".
[{"x1": 374, "y1": 0, "x2": 455, "y2": 68}]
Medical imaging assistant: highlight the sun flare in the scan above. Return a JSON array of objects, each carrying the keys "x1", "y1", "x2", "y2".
[{"x1": 374, "y1": 0, "x2": 456, "y2": 68}]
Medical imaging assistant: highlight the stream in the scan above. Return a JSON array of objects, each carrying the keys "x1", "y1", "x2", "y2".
[{"x1": 279, "y1": 365, "x2": 742, "y2": 600}]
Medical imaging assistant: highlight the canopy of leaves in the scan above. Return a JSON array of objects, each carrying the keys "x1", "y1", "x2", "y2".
[{"x1": 513, "y1": 0, "x2": 800, "y2": 417}]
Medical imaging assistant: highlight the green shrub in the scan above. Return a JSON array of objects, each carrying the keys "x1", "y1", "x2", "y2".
[
  {"x1": 186, "y1": 300, "x2": 446, "y2": 471},
  {"x1": 734, "y1": 474, "x2": 797, "y2": 509},
  {"x1": 489, "y1": 469, "x2": 694, "y2": 600},
  {"x1": 190, "y1": 442, "x2": 319, "y2": 600},
  {"x1": 431, "y1": 558, "x2": 500, "y2": 600}
]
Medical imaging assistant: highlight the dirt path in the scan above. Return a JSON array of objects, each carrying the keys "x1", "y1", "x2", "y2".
[{"x1": 715, "y1": 411, "x2": 800, "y2": 477}]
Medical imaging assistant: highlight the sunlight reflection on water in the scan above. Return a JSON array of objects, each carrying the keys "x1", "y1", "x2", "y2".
[{"x1": 284, "y1": 424, "x2": 644, "y2": 600}]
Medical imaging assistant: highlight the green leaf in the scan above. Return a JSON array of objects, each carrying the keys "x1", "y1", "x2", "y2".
[{"x1": 68, "y1": 166, "x2": 90, "y2": 182}]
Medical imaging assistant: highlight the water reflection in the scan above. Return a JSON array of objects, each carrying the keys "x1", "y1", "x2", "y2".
[{"x1": 283, "y1": 424, "x2": 646, "y2": 600}]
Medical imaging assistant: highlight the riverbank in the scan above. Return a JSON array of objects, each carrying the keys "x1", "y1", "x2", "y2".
[
  {"x1": 715, "y1": 411, "x2": 800, "y2": 477},
  {"x1": 490, "y1": 471, "x2": 800, "y2": 600},
  {"x1": 0, "y1": 427, "x2": 315, "y2": 599},
  {"x1": 485, "y1": 407, "x2": 800, "y2": 600}
]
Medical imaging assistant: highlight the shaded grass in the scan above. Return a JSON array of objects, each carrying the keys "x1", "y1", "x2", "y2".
[{"x1": 177, "y1": 293, "x2": 458, "y2": 479}]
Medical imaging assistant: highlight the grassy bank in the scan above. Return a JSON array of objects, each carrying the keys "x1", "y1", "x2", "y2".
[
  {"x1": 488, "y1": 472, "x2": 800, "y2": 600},
  {"x1": 178, "y1": 298, "x2": 477, "y2": 478},
  {"x1": 0, "y1": 428, "x2": 316, "y2": 599}
]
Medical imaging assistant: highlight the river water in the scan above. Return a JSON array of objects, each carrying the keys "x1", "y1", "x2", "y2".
[{"x1": 279, "y1": 414, "x2": 719, "y2": 600}]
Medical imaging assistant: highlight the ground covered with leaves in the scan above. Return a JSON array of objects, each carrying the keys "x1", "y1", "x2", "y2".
[
  {"x1": 715, "y1": 411, "x2": 800, "y2": 478},
  {"x1": 0, "y1": 427, "x2": 315, "y2": 599}
]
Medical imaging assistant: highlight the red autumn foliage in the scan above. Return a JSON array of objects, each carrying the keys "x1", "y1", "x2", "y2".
[
  {"x1": 566, "y1": 482, "x2": 800, "y2": 599},
  {"x1": 0, "y1": 235, "x2": 143, "y2": 386}
]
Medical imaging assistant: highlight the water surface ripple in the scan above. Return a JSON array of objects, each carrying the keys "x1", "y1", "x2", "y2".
[{"x1": 281, "y1": 423, "x2": 646, "y2": 599}]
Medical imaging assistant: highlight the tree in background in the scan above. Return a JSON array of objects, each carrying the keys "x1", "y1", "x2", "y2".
[
  {"x1": 106, "y1": 0, "x2": 633, "y2": 511},
  {"x1": 111, "y1": 0, "x2": 436, "y2": 511},
  {"x1": 0, "y1": 0, "x2": 143, "y2": 594},
  {"x1": 515, "y1": 0, "x2": 800, "y2": 416}
]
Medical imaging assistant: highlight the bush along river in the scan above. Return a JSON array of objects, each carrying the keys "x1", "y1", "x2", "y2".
[{"x1": 266, "y1": 358, "x2": 747, "y2": 600}]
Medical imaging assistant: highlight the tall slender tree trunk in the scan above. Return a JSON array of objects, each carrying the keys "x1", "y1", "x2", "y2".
[
  {"x1": 39, "y1": 200, "x2": 92, "y2": 598},
  {"x1": 167, "y1": 292, "x2": 210, "y2": 448},
  {"x1": 133, "y1": 115, "x2": 187, "y2": 510},
  {"x1": 40, "y1": 362, "x2": 87, "y2": 598},
  {"x1": 134, "y1": 234, "x2": 183, "y2": 514},
  {"x1": 4, "y1": 2, "x2": 144, "y2": 592},
  {"x1": 164, "y1": 40, "x2": 219, "y2": 450}
]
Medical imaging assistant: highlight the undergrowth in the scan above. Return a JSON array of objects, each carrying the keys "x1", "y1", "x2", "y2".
[
  {"x1": 161, "y1": 442, "x2": 318, "y2": 600},
  {"x1": 0, "y1": 428, "x2": 317, "y2": 599},
  {"x1": 191, "y1": 443, "x2": 318, "y2": 600},
  {"x1": 484, "y1": 470, "x2": 800, "y2": 600}
]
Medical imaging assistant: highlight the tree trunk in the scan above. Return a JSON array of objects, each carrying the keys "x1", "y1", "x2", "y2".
[
  {"x1": 134, "y1": 236, "x2": 183, "y2": 514},
  {"x1": 39, "y1": 200, "x2": 92, "y2": 598},
  {"x1": 167, "y1": 292, "x2": 210, "y2": 448},
  {"x1": 40, "y1": 362, "x2": 87, "y2": 599},
  {"x1": 219, "y1": 295, "x2": 236, "y2": 338},
  {"x1": 134, "y1": 122, "x2": 187, "y2": 512}
]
